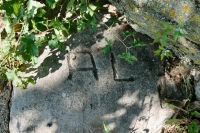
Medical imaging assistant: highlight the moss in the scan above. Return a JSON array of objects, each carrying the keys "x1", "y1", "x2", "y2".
[
  {"x1": 183, "y1": 5, "x2": 190, "y2": 13},
  {"x1": 190, "y1": 48, "x2": 195, "y2": 53},
  {"x1": 169, "y1": 9, "x2": 176, "y2": 18},
  {"x1": 192, "y1": 14, "x2": 200, "y2": 24}
]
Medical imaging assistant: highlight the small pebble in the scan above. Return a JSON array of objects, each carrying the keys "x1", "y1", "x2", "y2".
[{"x1": 62, "y1": 93, "x2": 66, "y2": 97}]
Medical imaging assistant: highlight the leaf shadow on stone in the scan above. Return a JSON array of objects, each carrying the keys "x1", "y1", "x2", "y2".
[{"x1": 9, "y1": 22, "x2": 175, "y2": 133}]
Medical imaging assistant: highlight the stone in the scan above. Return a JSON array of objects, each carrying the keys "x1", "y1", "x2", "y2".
[
  {"x1": 109, "y1": 0, "x2": 200, "y2": 67},
  {"x1": 195, "y1": 81, "x2": 200, "y2": 100},
  {"x1": 9, "y1": 23, "x2": 175, "y2": 133}
]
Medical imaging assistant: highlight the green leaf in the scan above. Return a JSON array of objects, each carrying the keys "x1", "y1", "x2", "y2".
[
  {"x1": 153, "y1": 38, "x2": 160, "y2": 44},
  {"x1": 2, "y1": 41, "x2": 10, "y2": 55},
  {"x1": 163, "y1": 50, "x2": 172, "y2": 57},
  {"x1": 5, "y1": 68, "x2": 19, "y2": 82},
  {"x1": 105, "y1": 38, "x2": 112, "y2": 46},
  {"x1": 18, "y1": 33, "x2": 38, "y2": 59},
  {"x1": 3, "y1": 15, "x2": 13, "y2": 34},
  {"x1": 108, "y1": 16, "x2": 119, "y2": 23},
  {"x1": 161, "y1": 53, "x2": 165, "y2": 60},
  {"x1": 89, "y1": 4, "x2": 97, "y2": 11},
  {"x1": 31, "y1": 56, "x2": 38, "y2": 65},
  {"x1": 27, "y1": 77, "x2": 36, "y2": 84},
  {"x1": 118, "y1": 52, "x2": 137, "y2": 65},
  {"x1": 191, "y1": 111, "x2": 199, "y2": 116},
  {"x1": 35, "y1": 23, "x2": 47, "y2": 31},
  {"x1": 68, "y1": 22, "x2": 77, "y2": 34},
  {"x1": 103, "y1": 122, "x2": 110, "y2": 133},
  {"x1": 154, "y1": 49, "x2": 161, "y2": 56},
  {"x1": 36, "y1": 9, "x2": 46, "y2": 17},
  {"x1": 162, "y1": 22, "x2": 169, "y2": 27},
  {"x1": 89, "y1": 17, "x2": 98, "y2": 31},
  {"x1": 123, "y1": 31, "x2": 135, "y2": 37},
  {"x1": 67, "y1": 0, "x2": 75, "y2": 11},
  {"x1": 178, "y1": 23, "x2": 184, "y2": 28},
  {"x1": 161, "y1": 35, "x2": 167, "y2": 46},
  {"x1": 48, "y1": 39, "x2": 58, "y2": 48},
  {"x1": 47, "y1": 35, "x2": 65, "y2": 50},
  {"x1": 45, "y1": 0, "x2": 56, "y2": 9},
  {"x1": 77, "y1": 20, "x2": 86, "y2": 32},
  {"x1": 158, "y1": 45, "x2": 164, "y2": 50},
  {"x1": 79, "y1": 3, "x2": 87, "y2": 12},
  {"x1": 17, "y1": 6, "x2": 24, "y2": 20},
  {"x1": 102, "y1": 45, "x2": 110, "y2": 53},
  {"x1": 163, "y1": 29, "x2": 170, "y2": 35},
  {"x1": 27, "y1": 0, "x2": 45, "y2": 17},
  {"x1": 179, "y1": 29, "x2": 187, "y2": 35},
  {"x1": 12, "y1": 3, "x2": 21, "y2": 16},
  {"x1": 23, "y1": 21, "x2": 29, "y2": 33},
  {"x1": 165, "y1": 119, "x2": 182, "y2": 124},
  {"x1": 168, "y1": 25, "x2": 174, "y2": 31},
  {"x1": 131, "y1": 38, "x2": 146, "y2": 47},
  {"x1": 50, "y1": 18, "x2": 66, "y2": 31},
  {"x1": 5, "y1": 70, "x2": 15, "y2": 82},
  {"x1": 188, "y1": 121, "x2": 198, "y2": 133},
  {"x1": 173, "y1": 31, "x2": 180, "y2": 41},
  {"x1": 102, "y1": 38, "x2": 112, "y2": 53},
  {"x1": 154, "y1": 31, "x2": 161, "y2": 37}
]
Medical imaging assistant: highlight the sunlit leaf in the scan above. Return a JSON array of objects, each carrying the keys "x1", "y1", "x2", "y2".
[
  {"x1": 179, "y1": 29, "x2": 187, "y2": 35},
  {"x1": 27, "y1": 0, "x2": 45, "y2": 17},
  {"x1": 3, "y1": 15, "x2": 13, "y2": 34},
  {"x1": 45, "y1": 0, "x2": 56, "y2": 9},
  {"x1": 89, "y1": 4, "x2": 97, "y2": 11},
  {"x1": 12, "y1": 3, "x2": 21, "y2": 16}
]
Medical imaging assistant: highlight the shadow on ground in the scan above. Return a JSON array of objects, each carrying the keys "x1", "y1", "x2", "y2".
[{"x1": 9, "y1": 15, "x2": 174, "y2": 133}]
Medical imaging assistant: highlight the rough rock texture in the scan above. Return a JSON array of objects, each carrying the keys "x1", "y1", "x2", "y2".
[
  {"x1": 0, "y1": 81, "x2": 12, "y2": 133},
  {"x1": 109, "y1": 0, "x2": 200, "y2": 66},
  {"x1": 9, "y1": 22, "x2": 175, "y2": 133}
]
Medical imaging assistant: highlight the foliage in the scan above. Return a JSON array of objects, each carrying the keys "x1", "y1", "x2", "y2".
[
  {"x1": 103, "y1": 122, "x2": 110, "y2": 133},
  {"x1": 102, "y1": 17, "x2": 146, "y2": 64},
  {"x1": 164, "y1": 71, "x2": 199, "y2": 133},
  {"x1": 0, "y1": 0, "x2": 99, "y2": 88},
  {"x1": 153, "y1": 22, "x2": 187, "y2": 60},
  {"x1": 165, "y1": 101, "x2": 199, "y2": 133},
  {"x1": 118, "y1": 52, "x2": 137, "y2": 65}
]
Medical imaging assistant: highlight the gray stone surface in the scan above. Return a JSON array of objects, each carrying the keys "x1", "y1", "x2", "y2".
[
  {"x1": 0, "y1": 81, "x2": 11, "y2": 133},
  {"x1": 9, "y1": 24, "x2": 174, "y2": 133},
  {"x1": 108, "y1": 0, "x2": 200, "y2": 67},
  {"x1": 195, "y1": 82, "x2": 200, "y2": 101}
]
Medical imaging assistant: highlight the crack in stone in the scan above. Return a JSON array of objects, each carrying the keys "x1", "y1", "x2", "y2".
[
  {"x1": 111, "y1": 52, "x2": 134, "y2": 82},
  {"x1": 67, "y1": 51, "x2": 134, "y2": 82},
  {"x1": 67, "y1": 52, "x2": 98, "y2": 80},
  {"x1": 8, "y1": 81, "x2": 13, "y2": 133}
]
